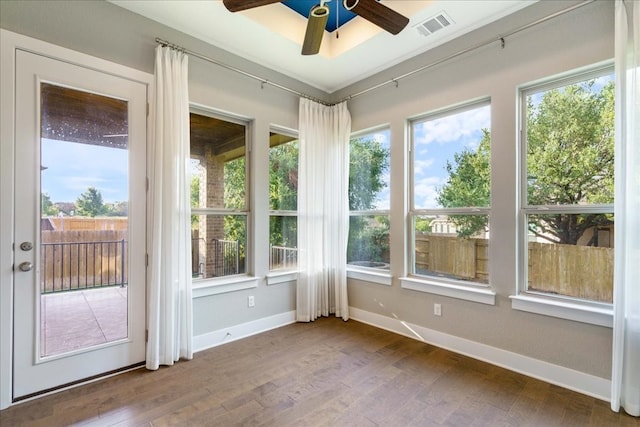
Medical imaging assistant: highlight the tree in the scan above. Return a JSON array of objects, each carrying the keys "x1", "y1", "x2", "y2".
[
  {"x1": 437, "y1": 79, "x2": 614, "y2": 244},
  {"x1": 347, "y1": 137, "x2": 390, "y2": 263},
  {"x1": 525, "y1": 80, "x2": 614, "y2": 244},
  {"x1": 41, "y1": 192, "x2": 59, "y2": 216},
  {"x1": 75, "y1": 187, "x2": 105, "y2": 217},
  {"x1": 436, "y1": 129, "x2": 490, "y2": 238},
  {"x1": 349, "y1": 138, "x2": 389, "y2": 211},
  {"x1": 269, "y1": 141, "x2": 298, "y2": 248},
  {"x1": 223, "y1": 157, "x2": 247, "y2": 261},
  {"x1": 103, "y1": 201, "x2": 128, "y2": 217}
]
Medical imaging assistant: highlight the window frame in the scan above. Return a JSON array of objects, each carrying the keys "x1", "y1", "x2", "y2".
[
  {"x1": 346, "y1": 126, "x2": 392, "y2": 286},
  {"x1": 403, "y1": 99, "x2": 494, "y2": 303},
  {"x1": 514, "y1": 62, "x2": 615, "y2": 326},
  {"x1": 189, "y1": 105, "x2": 255, "y2": 292},
  {"x1": 267, "y1": 126, "x2": 299, "y2": 277}
]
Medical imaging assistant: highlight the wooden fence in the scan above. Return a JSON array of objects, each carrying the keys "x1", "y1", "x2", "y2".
[
  {"x1": 47, "y1": 217, "x2": 128, "y2": 231},
  {"x1": 40, "y1": 230, "x2": 128, "y2": 293},
  {"x1": 415, "y1": 234, "x2": 488, "y2": 283},
  {"x1": 415, "y1": 233, "x2": 612, "y2": 302},
  {"x1": 528, "y1": 242, "x2": 613, "y2": 303}
]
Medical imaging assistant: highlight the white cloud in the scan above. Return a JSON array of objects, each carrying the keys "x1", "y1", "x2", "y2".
[
  {"x1": 413, "y1": 158, "x2": 435, "y2": 175},
  {"x1": 414, "y1": 176, "x2": 444, "y2": 209},
  {"x1": 414, "y1": 105, "x2": 490, "y2": 147}
]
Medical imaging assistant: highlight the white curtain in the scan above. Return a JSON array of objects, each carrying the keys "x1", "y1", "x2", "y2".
[
  {"x1": 611, "y1": 0, "x2": 640, "y2": 417},
  {"x1": 297, "y1": 98, "x2": 351, "y2": 322},
  {"x1": 147, "y1": 46, "x2": 193, "y2": 370}
]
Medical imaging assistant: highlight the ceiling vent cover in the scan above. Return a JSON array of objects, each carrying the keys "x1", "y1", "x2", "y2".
[{"x1": 415, "y1": 12, "x2": 453, "y2": 37}]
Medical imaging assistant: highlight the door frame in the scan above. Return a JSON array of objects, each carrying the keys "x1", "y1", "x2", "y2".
[{"x1": 0, "y1": 29, "x2": 153, "y2": 410}]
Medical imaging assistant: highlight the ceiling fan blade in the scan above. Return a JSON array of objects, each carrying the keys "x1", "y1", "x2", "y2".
[
  {"x1": 301, "y1": 4, "x2": 329, "y2": 56},
  {"x1": 343, "y1": 0, "x2": 409, "y2": 35},
  {"x1": 222, "y1": 0, "x2": 283, "y2": 13}
]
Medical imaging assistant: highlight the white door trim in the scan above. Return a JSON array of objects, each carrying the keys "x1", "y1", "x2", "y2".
[{"x1": 0, "y1": 29, "x2": 152, "y2": 410}]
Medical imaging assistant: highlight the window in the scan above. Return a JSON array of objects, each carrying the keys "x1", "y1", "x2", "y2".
[
  {"x1": 519, "y1": 65, "x2": 614, "y2": 305},
  {"x1": 347, "y1": 128, "x2": 391, "y2": 272},
  {"x1": 409, "y1": 100, "x2": 491, "y2": 286},
  {"x1": 269, "y1": 129, "x2": 298, "y2": 271},
  {"x1": 190, "y1": 110, "x2": 249, "y2": 279}
]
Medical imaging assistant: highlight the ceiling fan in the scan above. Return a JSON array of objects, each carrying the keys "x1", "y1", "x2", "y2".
[{"x1": 222, "y1": 0, "x2": 410, "y2": 55}]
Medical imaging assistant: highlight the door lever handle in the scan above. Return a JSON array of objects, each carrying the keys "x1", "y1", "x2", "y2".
[{"x1": 18, "y1": 262, "x2": 33, "y2": 272}]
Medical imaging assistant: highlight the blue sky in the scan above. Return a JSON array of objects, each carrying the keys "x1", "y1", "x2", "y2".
[
  {"x1": 413, "y1": 104, "x2": 491, "y2": 209},
  {"x1": 41, "y1": 138, "x2": 129, "y2": 203},
  {"x1": 356, "y1": 104, "x2": 490, "y2": 211}
]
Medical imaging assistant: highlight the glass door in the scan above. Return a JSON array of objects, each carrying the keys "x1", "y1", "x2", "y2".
[{"x1": 13, "y1": 50, "x2": 147, "y2": 399}]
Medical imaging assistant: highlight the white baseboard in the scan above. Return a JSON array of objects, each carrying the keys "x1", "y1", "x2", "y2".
[
  {"x1": 349, "y1": 307, "x2": 611, "y2": 402},
  {"x1": 193, "y1": 310, "x2": 297, "y2": 352}
]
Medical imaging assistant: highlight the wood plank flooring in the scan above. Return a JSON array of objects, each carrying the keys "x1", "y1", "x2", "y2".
[{"x1": 1, "y1": 317, "x2": 638, "y2": 426}]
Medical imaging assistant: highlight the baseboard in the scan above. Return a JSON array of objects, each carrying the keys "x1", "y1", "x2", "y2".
[
  {"x1": 193, "y1": 310, "x2": 297, "y2": 352},
  {"x1": 349, "y1": 307, "x2": 611, "y2": 402}
]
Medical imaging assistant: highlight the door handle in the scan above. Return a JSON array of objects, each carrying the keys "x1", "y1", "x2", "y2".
[{"x1": 18, "y1": 262, "x2": 33, "y2": 272}]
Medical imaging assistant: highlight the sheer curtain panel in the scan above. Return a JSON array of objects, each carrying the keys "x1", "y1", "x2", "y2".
[
  {"x1": 297, "y1": 99, "x2": 351, "y2": 322},
  {"x1": 611, "y1": 0, "x2": 640, "y2": 417},
  {"x1": 147, "y1": 46, "x2": 193, "y2": 370}
]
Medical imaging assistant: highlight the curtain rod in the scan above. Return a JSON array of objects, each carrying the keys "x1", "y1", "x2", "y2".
[
  {"x1": 340, "y1": 0, "x2": 594, "y2": 102},
  {"x1": 154, "y1": 37, "x2": 332, "y2": 106},
  {"x1": 156, "y1": 0, "x2": 594, "y2": 107}
]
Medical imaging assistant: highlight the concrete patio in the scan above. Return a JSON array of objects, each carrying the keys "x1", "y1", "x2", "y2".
[{"x1": 40, "y1": 286, "x2": 128, "y2": 357}]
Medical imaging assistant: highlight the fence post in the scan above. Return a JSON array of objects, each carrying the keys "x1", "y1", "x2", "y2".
[{"x1": 120, "y1": 238, "x2": 125, "y2": 288}]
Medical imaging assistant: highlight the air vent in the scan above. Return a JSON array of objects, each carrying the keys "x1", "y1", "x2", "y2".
[{"x1": 415, "y1": 12, "x2": 453, "y2": 37}]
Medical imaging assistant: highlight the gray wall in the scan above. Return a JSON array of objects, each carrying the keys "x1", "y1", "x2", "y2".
[{"x1": 1, "y1": 0, "x2": 614, "y2": 380}]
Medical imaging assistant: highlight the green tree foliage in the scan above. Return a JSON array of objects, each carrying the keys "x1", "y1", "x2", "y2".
[
  {"x1": 347, "y1": 137, "x2": 390, "y2": 263},
  {"x1": 269, "y1": 141, "x2": 298, "y2": 248},
  {"x1": 349, "y1": 138, "x2": 389, "y2": 211},
  {"x1": 41, "y1": 192, "x2": 59, "y2": 216},
  {"x1": 191, "y1": 173, "x2": 200, "y2": 228},
  {"x1": 526, "y1": 80, "x2": 614, "y2": 244},
  {"x1": 437, "y1": 79, "x2": 614, "y2": 244},
  {"x1": 223, "y1": 157, "x2": 247, "y2": 259},
  {"x1": 437, "y1": 129, "x2": 490, "y2": 238},
  {"x1": 103, "y1": 201, "x2": 128, "y2": 217},
  {"x1": 75, "y1": 187, "x2": 105, "y2": 217},
  {"x1": 270, "y1": 141, "x2": 298, "y2": 212}
]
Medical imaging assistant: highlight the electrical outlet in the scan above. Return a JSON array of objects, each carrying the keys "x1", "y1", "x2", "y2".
[
  {"x1": 248, "y1": 295, "x2": 255, "y2": 308},
  {"x1": 434, "y1": 303, "x2": 442, "y2": 316}
]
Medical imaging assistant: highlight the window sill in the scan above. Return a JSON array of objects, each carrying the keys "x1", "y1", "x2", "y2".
[
  {"x1": 510, "y1": 294, "x2": 613, "y2": 327},
  {"x1": 400, "y1": 276, "x2": 495, "y2": 305},
  {"x1": 192, "y1": 275, "x2": 259, "y2": 298},
  {"x1": 266, "y1": 270, "x2": 297, "y2": 286},
  {"x1": 347, "y1": 268, "x2": 392, "y2": 286}
]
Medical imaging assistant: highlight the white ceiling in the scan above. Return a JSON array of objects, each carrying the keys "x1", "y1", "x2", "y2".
[{"x1": 110, "y1": 0, "x2": 536, "y2": 93}]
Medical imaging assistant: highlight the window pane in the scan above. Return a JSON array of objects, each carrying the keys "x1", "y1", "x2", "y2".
[
  {"x1": 269, "y1": 133, "x2": 298, "y2": 211},
  {"x1": 190, "y1": 113, "x2": 247, "y2": 210},
  {"x1": 525, "y1": 74, "x2": 614, "y2": 206},
  {"x1": 269, "y1": 215, "x2": 297, "y2": 270},
  {"x1": 526, "y1": 213, "x2": 613, "y2": 303},
  {"x1": 191, "y1": 214, "x2": 246, "y2": 278},
  {"x1": 349, "y1": 129, "x2": 390, "y2": 210},
  {"x1": 412, "y1": 104, "x2": 490, "y2": 209},
  {"x1": 413, "y1": 214, "x2": 489, "y2": 283},
  {"x1": 40, "y1": 83, "x2": 130, "y2": 356},
  {"x1": 347, "y1": 215, "x2": 390, "y2": 270}
]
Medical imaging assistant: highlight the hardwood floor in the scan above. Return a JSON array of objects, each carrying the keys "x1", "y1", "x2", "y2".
[{"x1": 1, "y1": 317, "x2": 638, "y2": 426}]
